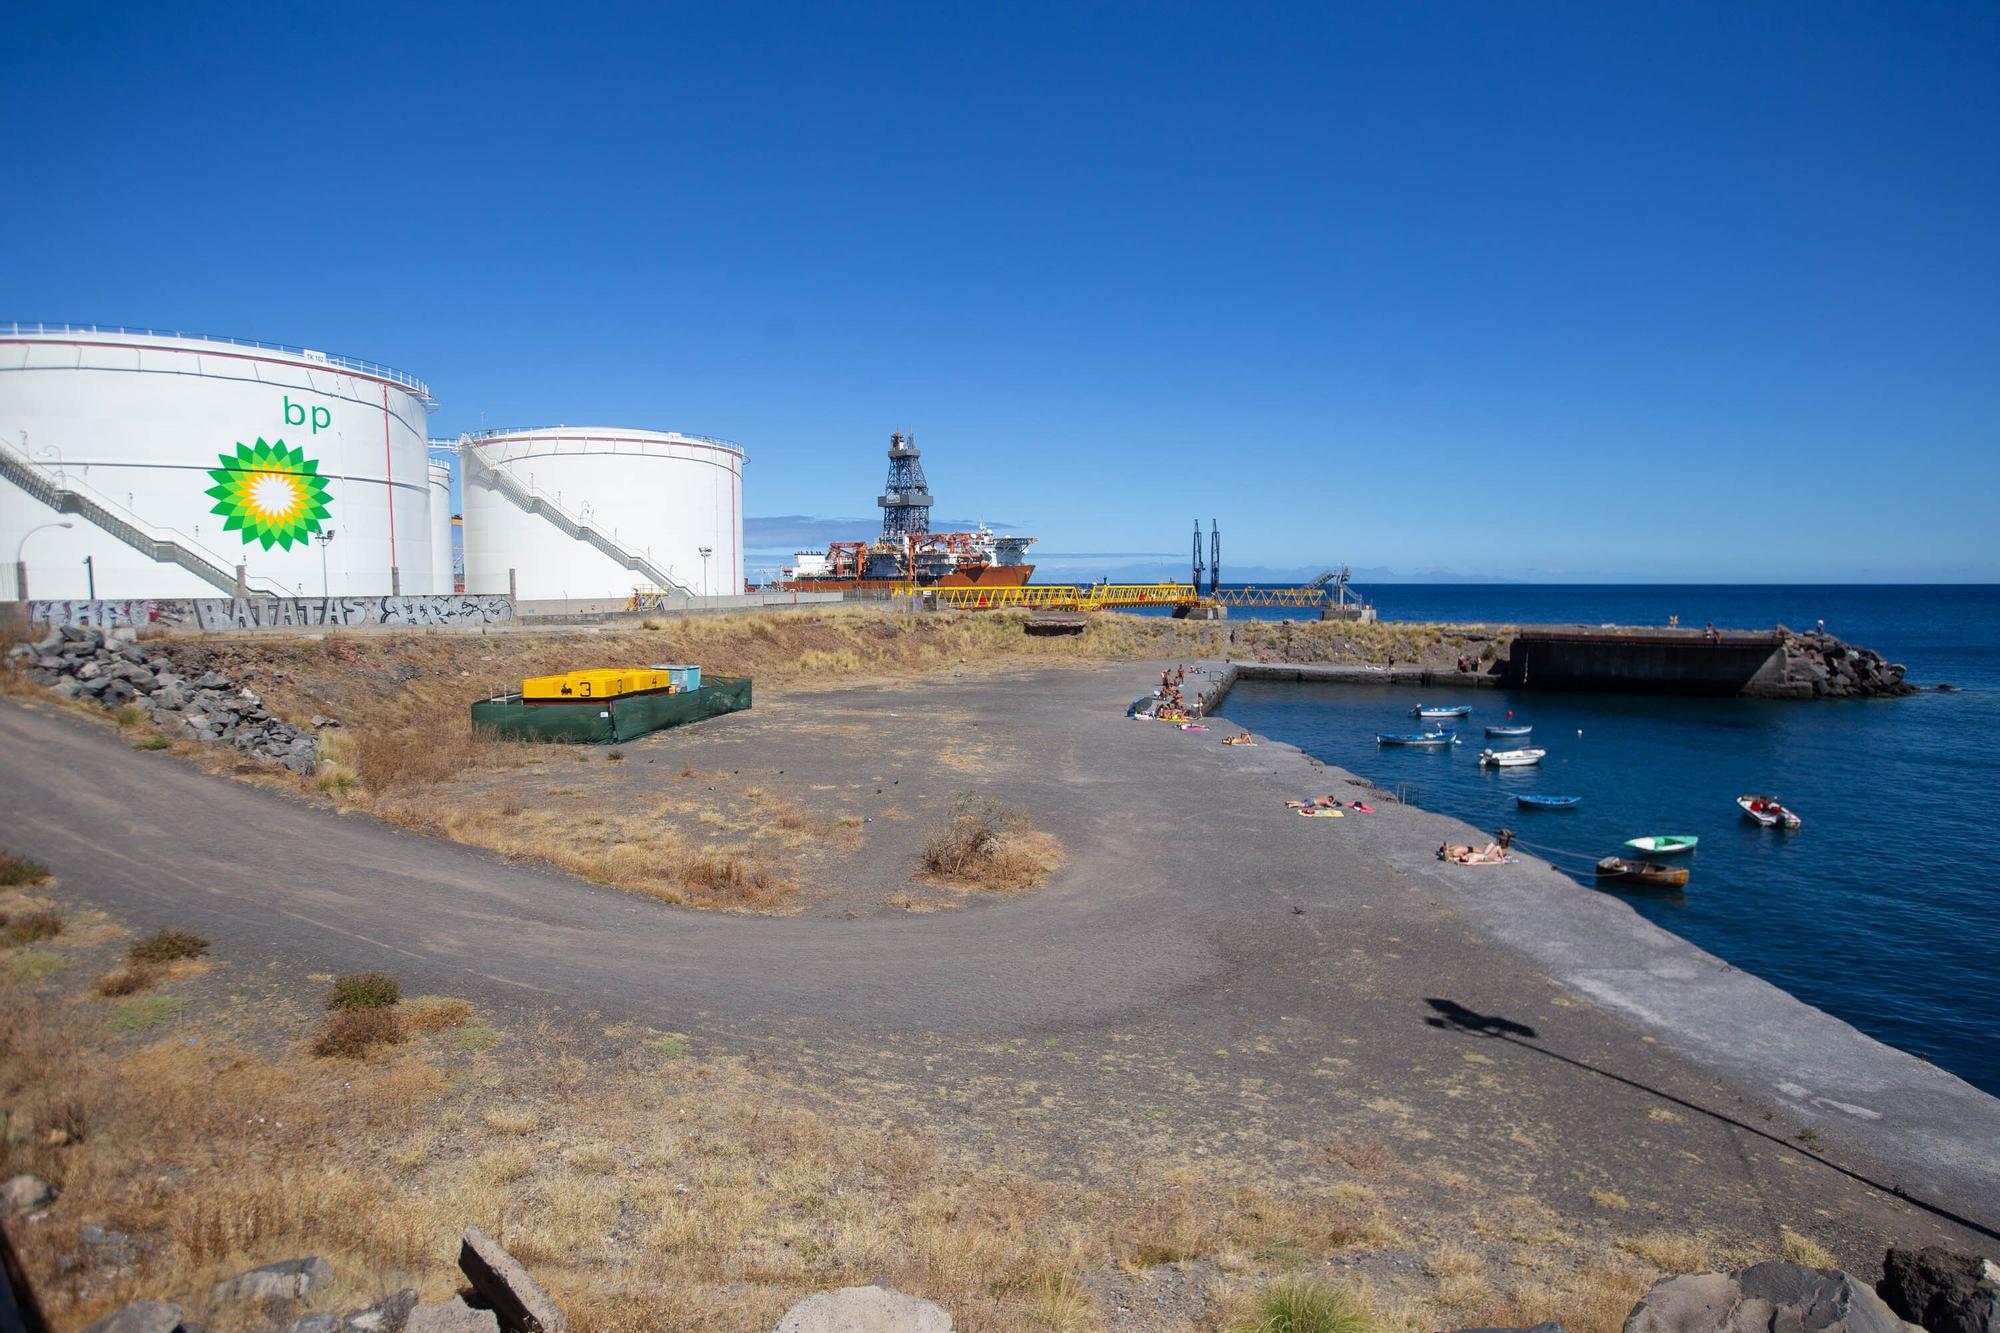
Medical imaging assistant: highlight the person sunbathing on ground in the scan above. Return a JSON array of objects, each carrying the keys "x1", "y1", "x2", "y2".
[
  {"x1": 1286, "y1": 795, "x2": 1340, "y2": 809},
  {"x1": 1221, "y1": 733, "x2": 1255, "y2": 745}
]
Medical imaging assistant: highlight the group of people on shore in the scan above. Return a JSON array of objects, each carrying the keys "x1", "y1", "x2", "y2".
[
  {"x1": 1438, "y1": 829, "x2": 1514, "y2": 864},
  {"x1": 1156, "y1": 664, "x2": 1193, "y2": 716}
]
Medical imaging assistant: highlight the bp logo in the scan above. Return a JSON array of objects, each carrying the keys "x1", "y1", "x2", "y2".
[{"x1": 205, "y1": 438, "x2": 332, "y2": 550}]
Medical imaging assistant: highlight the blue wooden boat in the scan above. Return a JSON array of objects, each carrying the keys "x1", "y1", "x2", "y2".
[
  {"x1": 1486, "y1": 724, "x2": 1533, "y2": 738},
  {"x1": 1377, "y1": 729, "x2": 1457, "y2": 747},
  {"x1": 1515, "y1": 794, "x2": 1580, "y2": 810},
  {"x1": 1413, "y1": 705, "x2": 1471, "y2": 718}
]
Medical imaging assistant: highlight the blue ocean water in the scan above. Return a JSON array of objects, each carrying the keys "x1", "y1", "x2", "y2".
[{"x1": 1208, "y1": 585, "x2": 2000, "y2": 1096}]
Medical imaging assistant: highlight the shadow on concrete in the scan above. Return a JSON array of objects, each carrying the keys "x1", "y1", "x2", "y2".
[{"x1": 1422, "y1": 997, "x2": 1999, "y2": 1242}]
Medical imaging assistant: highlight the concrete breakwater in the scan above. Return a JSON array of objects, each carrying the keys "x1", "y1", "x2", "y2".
[
  {"x1": 1193, "y1": 626, "x2": 1914, "y2": 702},
  {"x1": 1505, "y1": 625, "x2": 1913, "y2": 698}
]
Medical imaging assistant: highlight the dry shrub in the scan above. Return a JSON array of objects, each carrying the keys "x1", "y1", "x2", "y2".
[
  {"x1": 0, "y1": 909, "x2": 63, "y2": 948},
  {"x1": 126, "y1": 928, "x2": 208, "y2": 964},
  {"x1": 0, "y1": 854, "x2": 51, "y2": 887},
  {"x1": 920, "y1": 792, "x2": 1061, "y2": 892},
  {"x1": 1446, "y1": 1257, "x2": 1652, "y2": 1333},
  {"x1": 310, "y1": 1006, "x2": 405, "y2": 1058},
  {"x1": 1778, "y1": 1226, "x2": 1836, "y2": 1268},
  {"x1": 1119, "y1": 1182, "x2": 1391, "y2": 1274},
  {"x1": 1618, "y1": 1230, "x2": 1712, "y2": 1273},
  {"x1": 1030, "y1": 1272, "x2": 1094, "y2": 1331},
  {"x1": 1425, "y1": 1244, "x2": 1492, "y2": 1311},
  {"x1": 680, "y1": 851, "x2": 780, "y2": 908},
  {"x1": 1237, "y1": 1277, "x2": 1373, "y2": 1333},
  {"x1": 349, "y1": 721, "x2": 481, "y2": 792},
  {"x1": 93, "y1": 965, "x2": 160, "y2": 997},
  {"x1": 327, "y1": 971, "x2": 401, "y2": 1010},
  {"x1": 403, "y1": 997, "x2": 475, "y2": 1033}
]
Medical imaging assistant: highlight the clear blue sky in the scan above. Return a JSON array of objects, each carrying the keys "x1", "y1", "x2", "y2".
[{"x1": 7, "y1": 3, "x2": 1996, "y2": 581}]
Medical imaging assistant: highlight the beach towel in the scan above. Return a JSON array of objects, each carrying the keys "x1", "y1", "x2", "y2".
[{"x1": 1296, "y1": 807, "x2": 1344, "y2": 818}]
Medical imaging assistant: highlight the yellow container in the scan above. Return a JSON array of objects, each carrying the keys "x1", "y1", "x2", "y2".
[{"x1": 522, "y1": 668, "x2": 677, "y2": 702}]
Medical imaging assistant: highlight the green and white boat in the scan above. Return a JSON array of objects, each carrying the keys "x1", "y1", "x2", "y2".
[{"x1": 1624, "y1": 835, "x2": 1699, "y2": 856}]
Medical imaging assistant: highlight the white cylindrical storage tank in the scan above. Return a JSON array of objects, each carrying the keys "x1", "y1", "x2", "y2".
[
  {"x1": 427, "y1": 459, "x2": 454, "y2": 594},
  {"x1": 0, "y1": 323, "x2": 440, "y2": 599},
  {"x1": 460, "y1": 427, "x2": 745, "y2": 603}
]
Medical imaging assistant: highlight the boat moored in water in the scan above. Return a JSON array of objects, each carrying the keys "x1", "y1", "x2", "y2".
[
  {"x1": 1413, "y1": 705, "x2": 1472, "y2": 718},
  {"x1": 1515, "y1": 794, "x2": 1580, "y2": 810},
  {"x1": 1485, "y1": 724, "x2": 1533, "y2": 737},
  {"x1": 1377, "y1": 730, "x2": 1457, "y2": 747},
  {"x1": 1479, "y1": 747, "x2": 1546, "y2": 767},
  {"x1": 1596, "y1": 857, "x2": 1691, "y2": 888},
  {"x1": 1625, "y1": 835, "x2": 1699, "y2": 855},
  {"x1": 1737, "y1": 795, "x2": 1802, "y2": 829}
]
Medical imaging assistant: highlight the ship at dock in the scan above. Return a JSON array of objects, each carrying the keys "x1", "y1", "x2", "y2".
[{"x1": 779, "y1": 432, "x2": 1036, "y2": 591}]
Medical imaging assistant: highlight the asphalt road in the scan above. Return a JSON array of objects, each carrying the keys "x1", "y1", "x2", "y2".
[{"x1": 4, "y1": 661, "x2": 1996, "y2": 1250}]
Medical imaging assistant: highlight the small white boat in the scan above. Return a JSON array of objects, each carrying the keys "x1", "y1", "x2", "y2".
[
  {"x1": 1738, "y1": 795, "x2": 1802, "y2": 829},
  {"x1": 1485, "y1": 724, "x2": 1533, "y2": 738},
  {"x1": 1625, "y1": 835, "x2": 1699, "y2": 856},
  {"x1": 1414, "y1": 705, "x2": 1472, "y2": 718},
  {"x1": 1480, "y1": 747, "x2": 1546, "y2": 767}
]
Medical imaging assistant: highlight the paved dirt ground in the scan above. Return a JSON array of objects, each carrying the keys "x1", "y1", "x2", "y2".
[{"x1": 3, "y1": 660, "x2": 1995, "y2": 1279}]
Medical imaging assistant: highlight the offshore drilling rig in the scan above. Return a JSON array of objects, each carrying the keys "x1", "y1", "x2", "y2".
[{"x1": 779, "y1": 431, "x2": 1037, "y2": 590}]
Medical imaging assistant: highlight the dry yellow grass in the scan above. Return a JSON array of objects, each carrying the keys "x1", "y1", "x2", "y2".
[
  {"x1": 1, "y1": 972, "x2": 1408, "y2": 1331},
  {"x1": 1777, "y1": 1226, "x2": 1837, "y2": 1268},
  {"x1": 0, "y1": 882, "x2": 1791, "y2": 1333},
  {"x1": 1617, "y1": 1230, "x2": 1715, "y2": 1274}
]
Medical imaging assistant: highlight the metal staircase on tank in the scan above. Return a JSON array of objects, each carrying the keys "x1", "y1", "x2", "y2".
[
  {"x1": 465, "y1": 454, "x2": 695, "y2": 597},
  {"x1": 0, "y1": 433, "x2": 283, "y2": 596}
]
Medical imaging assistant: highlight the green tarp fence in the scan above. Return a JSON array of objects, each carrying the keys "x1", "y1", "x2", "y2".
[{"x1": 470, "y1": 675, "x2": 752, "y2": 744}]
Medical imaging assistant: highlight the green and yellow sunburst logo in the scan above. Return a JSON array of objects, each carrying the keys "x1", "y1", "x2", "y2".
[{"x1": 205, "y1": 438, "x2": 332, "y2": 550}]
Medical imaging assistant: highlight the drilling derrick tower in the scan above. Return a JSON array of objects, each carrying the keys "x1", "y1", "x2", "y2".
[{"x1": 878, "y1": 431, "x2": 934, "y2": 539}]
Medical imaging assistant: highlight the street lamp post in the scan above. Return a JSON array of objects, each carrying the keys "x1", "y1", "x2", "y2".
[
  {"x1": 13, "y1": 522, "x2": 74, "y2": 600},
  {"x1": 315, "y1": 528, "x2": 337, "y2": 599},
  {"x1": 83, "y1": 555, "x2": 94, "y2": 599},
  {"x1": 698, "y1": 546, "x2": 712, "y2": 612}
]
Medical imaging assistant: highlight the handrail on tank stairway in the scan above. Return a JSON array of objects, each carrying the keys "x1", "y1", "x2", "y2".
[
  {"x1": 463, "y1": 452, "x2": 696, "y2": 599},
  {"x1": 0, "y1": 431, "x2": 289, "y2": 597}
]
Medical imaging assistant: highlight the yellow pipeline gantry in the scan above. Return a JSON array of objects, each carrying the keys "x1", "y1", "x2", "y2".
[{"x1": 901, "y1": 582, "x2": 1328, "y2": 612}]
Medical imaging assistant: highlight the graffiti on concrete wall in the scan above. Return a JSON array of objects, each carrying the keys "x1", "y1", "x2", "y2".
[
  {"x1": 28, "y1": 596, "x2": 515, "y2": 630},
  {"x1": 25, "y1": 600, "x2": 182, "y2": 628}
]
